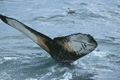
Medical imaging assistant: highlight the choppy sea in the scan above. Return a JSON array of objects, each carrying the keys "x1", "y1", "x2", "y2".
[{"x1": 0, "y1": 0, "x2": 120, "y2": 80}]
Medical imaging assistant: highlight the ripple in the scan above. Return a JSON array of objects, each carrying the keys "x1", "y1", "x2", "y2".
[
  {"x1": 107, "y1": 10, "x2": 120, "y2": 17},
  {"x1": 79, "y1": 3, "x2": 88, "y2": 6},
  {"x1": 47, "y1": 15, "x2": 66, "y2": 19},
  {"x1": 0, "y1": 35, "x2": 26, "y2": 40},
  {"x1": 106, "y1": 54, "x2": 120, "y2": 60},
  {"x1": 118, "y1": 5, "x2": 120, "y2": 8}
]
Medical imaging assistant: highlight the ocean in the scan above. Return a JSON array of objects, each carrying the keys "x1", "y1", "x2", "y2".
[{"x1": 0, "y1": 0, "x2": 120, "y2": 80}]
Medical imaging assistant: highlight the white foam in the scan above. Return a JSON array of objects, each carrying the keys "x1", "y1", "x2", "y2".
[
  {"x1": 61, "y1": 72, "x2": 73, "y2": 80},
  {"x1": 25, "y1": 78, "x2": 37, "y2": 80},
  {"x1": 93, "y1": 51, "x2": 107, "y2": 57},
  {"x1": 4, "y1": 57, "x2": 17, "y2": 60}
]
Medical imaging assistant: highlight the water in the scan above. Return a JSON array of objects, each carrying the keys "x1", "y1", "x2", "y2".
[{"x1": 0, "y1": 0, "x2": 120, "y2": 80}]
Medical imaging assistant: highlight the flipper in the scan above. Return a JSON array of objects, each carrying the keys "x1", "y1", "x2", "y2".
[
  {"x1": 53, "y1": 33, "x2": 97, "y2": 63},
  {"x1": 0, "y1": 14, "x2": 97, "y2": 64},
  {"x1": 0, "y1": 14, "x2": 53, "y2": 54}
]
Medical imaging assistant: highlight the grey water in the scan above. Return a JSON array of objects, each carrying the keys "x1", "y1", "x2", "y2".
[{"x1": 0, "y1": 0, "x2": 120, "y2": 80}]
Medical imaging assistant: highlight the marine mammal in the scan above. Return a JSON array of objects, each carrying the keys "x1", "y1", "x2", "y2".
[{"x1": 0, "y1": 14, "x2": 97, "y2": 65}]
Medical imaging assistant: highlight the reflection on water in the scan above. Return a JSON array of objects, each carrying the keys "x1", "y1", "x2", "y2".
[{"x1": 0, "y1": 0, "x2": 120, "y2": 80}]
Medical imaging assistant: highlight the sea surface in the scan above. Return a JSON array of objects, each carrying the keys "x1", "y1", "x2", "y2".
[{"x1": 0, "y1": 0, "x2": 120, "y2": 80}]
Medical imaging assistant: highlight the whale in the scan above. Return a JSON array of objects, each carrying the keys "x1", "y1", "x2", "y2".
[{"x1": 0, "y1": 14, "x2": 97, "y2": 65}]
